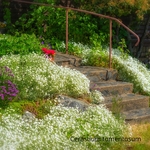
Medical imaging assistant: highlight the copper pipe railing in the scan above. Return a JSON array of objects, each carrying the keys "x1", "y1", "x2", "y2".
[
  {"x1": 109, "y1": 20, "x2": 112, "y2": 68},
  {"x1": 66, "y1": 8, "x2": 69, "y2": 54},
  {"x1": 12, "y1": 0, "x2": 140, "y2": 68}
]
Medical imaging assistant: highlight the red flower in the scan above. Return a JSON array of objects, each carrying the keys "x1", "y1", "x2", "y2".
[{"x1": 42, "y1": 48, "x2": 55, "y2": 55}]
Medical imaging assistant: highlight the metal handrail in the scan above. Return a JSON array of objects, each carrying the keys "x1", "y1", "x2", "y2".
[{"x1": 12, "y1": 0, "x2": 140, "y2": 68}]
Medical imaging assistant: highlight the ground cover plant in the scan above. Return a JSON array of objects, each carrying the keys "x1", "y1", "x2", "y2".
[
  {"x1": 0, "y1": 33, "x2": 149, "y2": 149},
  {"x1": 0, "y1": 33, "x2": 132, "y2": 150},
  {"x1": 0, "y1": 105, "x2": 129, "y2": 150},
  {"x1": 113, "y1": 52, "x2": 150, "y2": 95},
  {"x1": 0, "y1": 53, "x2": 128, "y2": 150},
  {"x1": 1, "y1": 1, "x2": 150, "y2": 149},
  {"x1": 0, "y1": 53, "x2": 90, "y2": 100}
]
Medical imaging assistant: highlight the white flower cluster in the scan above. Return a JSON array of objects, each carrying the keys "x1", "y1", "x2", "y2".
[
  {"x1": 0, "y1": 54, "x2": 90, "y2": 99},
  {"x1": 113, "y1": 50, "x2": 150, "y2": 95},
  {"x1": 90, "y1": 90, "x2": 105, "y2": 104},
  {"x1": 0, "y1": 105, "x2": 127, "y2": 150}
]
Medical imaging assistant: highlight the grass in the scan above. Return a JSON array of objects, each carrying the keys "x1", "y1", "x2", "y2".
[
  {"x1": 129, "y1": 123, "x2": 150, "y2": 150},
  {"x1": 110, "y1": 123, "x2": 150, "y2": 150}
]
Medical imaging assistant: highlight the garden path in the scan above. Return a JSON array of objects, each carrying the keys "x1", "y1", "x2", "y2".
[{"x1": 55, "y1": 51, "x2": 150, "y2": 124}]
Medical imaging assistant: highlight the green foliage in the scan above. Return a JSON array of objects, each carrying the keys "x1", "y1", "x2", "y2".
[
  {"x1": 2, "y1": 0, "x2": 150, "y2": 50},
  {"x1": 12, "y1": 0, "x2": 111, "y2": 47},
  {"x1": 56, "y1": 41, "x2": 109, "y2": 67},
  {"x1": 8, "y1": 99, "x2": 57, "y2": 119},
  {"x1": 0, "y1": 34, "x2": 42, "y2": 56},
  {"x1": 73, "y1": 0, "x2": 150, "y2": 20},
  {"x1": 14, "y1": 1, "x2": 66, "y2": 42},
  {"x1": 83, "y1": 47, "x2": 109, "y2": 67},
  {"x1": 2, "y1": 0, "x2": 12, "y2": 31},
  {"x1": 117, "y1": 38, "x2": 130, "y2": 58}
]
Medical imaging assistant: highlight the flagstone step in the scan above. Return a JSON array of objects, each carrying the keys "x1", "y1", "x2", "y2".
[
  {"x1": 103, "y1": 93, "x2": 149, "y2": 112},
  {"x1": 122, "y1": 108, "x2": 150, "y2": 124},
  {"x1": 90, "y1": 80, "x2": 133, "y2": 96},
  {"x1": 55, "y1": 52, "x2": 150, "y2": 124},
  {"x1": 55, "y1": 52, "x2": 82, "y2": 67},
  {"x1": 72, "y1": 66, "x2": 118, "y2": 81}
]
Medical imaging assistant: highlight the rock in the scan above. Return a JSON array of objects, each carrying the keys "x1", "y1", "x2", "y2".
[
  {"x1": 22, "y1": 111, "x2": 35, "y2": 121},
  {"x1": 56, "y1": 95, "x2": 89, "y2": 111}
]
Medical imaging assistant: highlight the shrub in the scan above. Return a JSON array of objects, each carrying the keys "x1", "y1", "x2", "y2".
[
  {"x1": 0, "y1": 34, "x2": 42, "y2": 57},
  {"x1": 13, "y1": 0, "x2": 110, "y2": 47},
  {"x1": 0, "y1": 53, "x2": 90, "y2": 100}
]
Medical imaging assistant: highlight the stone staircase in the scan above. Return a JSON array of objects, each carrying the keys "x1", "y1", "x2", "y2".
[{"x1": 54, "y1": 52, "x2": 150, "y2": 124}]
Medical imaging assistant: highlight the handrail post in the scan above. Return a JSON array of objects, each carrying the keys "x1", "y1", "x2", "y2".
[
  {"x1": 109, "y1": 20, "x2": 112, "y2": 68},
  {"x1": 66, "y1": 8, "x2": 69, "y2": 54}
]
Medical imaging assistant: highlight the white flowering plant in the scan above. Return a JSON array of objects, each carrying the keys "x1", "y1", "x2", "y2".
[
  {"x1": 0, "y1": 53, "x2": 90, "y2": 100},
  {"x1": 0, "y1": 105, "x2": 129, "y2": 150},
  {"x1": 0, "y1": 41, "x2": 131, "y2": 150},
  {"x1": 90, "y1": 90, "x2": 105, "y2": 104},
  {"x1": 113, "y1": 52, "x2": 150, "y2": 95}
]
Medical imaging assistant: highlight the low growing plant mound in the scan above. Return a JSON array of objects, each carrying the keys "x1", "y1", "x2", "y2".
[
  {"x1": 0, "y1": 53, "x2": 90, "y2": 100},
  {"x1": 113, "y1": 51, "x2": 150, "y2": 95},
  {"x1": 0, "y1": 105, "x2": 128, "y2": 150}
]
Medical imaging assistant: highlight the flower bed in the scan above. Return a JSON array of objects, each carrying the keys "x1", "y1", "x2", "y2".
[
  {"x1": 0, "y1": 53, "x2": 90, "y2": 100},
  {"x1": 0, "y1": 105, "x2": 128, "y2": 150}
]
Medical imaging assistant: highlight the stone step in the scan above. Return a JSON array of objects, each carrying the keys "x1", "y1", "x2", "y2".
[
  {"x1": 122, "y1": 108, "x2": 150, "y2": 124},
  {"x1": 90, "y1": 80, "x2": 133, "y2": 96},
  {"x1": 55, "y1": 52, "x2": 82, "y2": 67},
  {"x1": 54, "y1": 52, "x2": 150, "y2": 124},
  {"x1": 103, "y1": 93, "x2": 149, "y2": 112},
  {"x1": 71, "y1": 66, "x2": 118, "y2": 81}
]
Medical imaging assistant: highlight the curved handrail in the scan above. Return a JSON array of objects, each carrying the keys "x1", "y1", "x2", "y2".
[
  {"x1": 12, "y1": 0, "x2": 140, "y2": 68},
  {"x1": 12, "y1": 0, "x2": 140, "y2": 46},
  {"x1": 66, "y1": 8, "x2": 140, "y2": 47}
]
